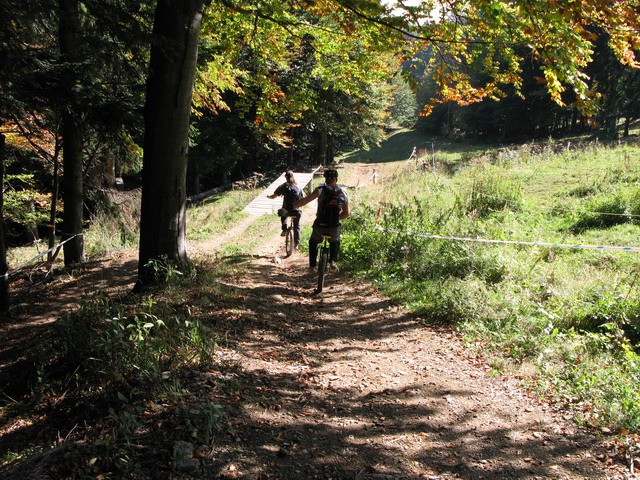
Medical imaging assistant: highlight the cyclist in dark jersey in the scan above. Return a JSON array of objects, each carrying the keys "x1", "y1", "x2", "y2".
[
  {"x1": 294, "y1": 168, "x2": 350, "y2": 271},
  {"x1": 268, "y1": 171, "x2": 303, "y2": 248}
]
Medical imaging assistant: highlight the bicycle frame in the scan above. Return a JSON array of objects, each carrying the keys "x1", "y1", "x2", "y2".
[{"x1": 315, "y1": 234, "x2": 331, "y2": 293}]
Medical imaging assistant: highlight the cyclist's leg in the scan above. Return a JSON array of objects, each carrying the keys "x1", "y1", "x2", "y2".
[
  {"x1": 329, "y1": 240, "x2": 340, "y2": 262},
  {"x1": 280, "y1": 215, "x2": 287, "y2": 232},
  {"x1": 328, "y1": 226, "x2": 341, "y2": 262},
  {"x1": 309, "y1": 227, "x2": 322, "y2": 268},
  {"x1": 292, "y1": 213, "x2": 301, "y2": 246}
]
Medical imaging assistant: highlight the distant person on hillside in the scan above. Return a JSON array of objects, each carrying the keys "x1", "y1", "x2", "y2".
[
  {"x1": 268, "y1": 171, "x2": 303, "y2": 248},
  {"x1": 294, "y1": 168, "x2": 350, "y2": 272},
  {"x1": 408, "y1": 145, "x2": 418, "y2": 167}
]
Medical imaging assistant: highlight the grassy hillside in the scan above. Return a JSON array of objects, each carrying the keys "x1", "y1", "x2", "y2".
[{"x1": 338, "y1": 133, "x2": 640, "y2": 431}]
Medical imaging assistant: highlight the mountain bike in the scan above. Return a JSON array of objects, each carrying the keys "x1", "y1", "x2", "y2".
[
  {"x1": 278, "y1": 208, "x2": 297, "y2": 257},
  {"x1": 315, "y1": 234, "x2": 332, "y2": 293}
]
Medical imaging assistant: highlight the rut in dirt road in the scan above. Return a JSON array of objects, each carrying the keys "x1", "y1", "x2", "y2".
[{"x1": 199, "y1": 246, "x2": 620, "y2": 480}]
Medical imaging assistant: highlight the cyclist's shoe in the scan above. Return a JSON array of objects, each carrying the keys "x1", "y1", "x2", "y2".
[
  {"x1": 308, "y1": 265, "x2": 316, "y2": 272},
  {"x1": 294, "y1": 243, "x2": 300, "y2": 250},
  {"x1": 280, "y1": 230, "x2": 287, "y2": 237},
  {"x1": 328, "y1": 261, "x2": 339, "y2": 272}
]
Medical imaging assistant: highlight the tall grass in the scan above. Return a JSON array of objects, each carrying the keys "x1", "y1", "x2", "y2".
[
  {"x1": 6, "y1": 188, "x2": 257, "y2": 273},
  {"x1": 341, "y1": 140, "x2": 640, "y2": 431}
]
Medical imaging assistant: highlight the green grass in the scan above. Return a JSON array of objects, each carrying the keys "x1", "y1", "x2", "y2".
[
  {"x1": 6, "y1": 189, "x2": 257, "y2": 273},
  {"x1": 187, "y1": 190, "x2": 256, "y2": 241},
  {"x1": 341, "y1": 127, "x2": 488, "y2": 167},
  {"x1": 340, "y1": 136, "x2": 640, "y2": 432}
]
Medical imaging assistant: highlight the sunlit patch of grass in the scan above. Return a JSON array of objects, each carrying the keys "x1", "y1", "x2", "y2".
[
  {"x1": 6, "y1": 243, "x2": 51, "y2": 270},
  {"x1": 187, "y1": 190, "x2": 256, "y2": 240},
  {"x1": 212, "y1": 214, "x2": 277, "y2": 258}
]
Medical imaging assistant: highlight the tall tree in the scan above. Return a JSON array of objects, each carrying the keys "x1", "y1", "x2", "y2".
[
  {"x1": 0, "y1": 131, "x2": 9, "y2": 317},
  {"x1": 401, "y1": 0, "x2": 640, "y2": 118},
  {"x1": 136, "y1": 0, "x2": 210, "y2": 288},
  {"x1": 58, "y1": 0, "x2": 85, "y2": 265}
]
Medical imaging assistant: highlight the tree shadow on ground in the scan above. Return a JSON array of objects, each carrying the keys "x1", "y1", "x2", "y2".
[
  {"x1": 0, "y1": 256, "x2": 137, "y2": 403},
  {"x1": 0, "y1": 252, "x2": 611, "y2": 479},
  {"x1": 178, "y1": 254, "x2": 608, "y2": 479}
]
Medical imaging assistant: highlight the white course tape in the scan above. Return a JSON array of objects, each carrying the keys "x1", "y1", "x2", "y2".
[
  {"x1": 376, "y1": 226, "x2": 640, "y2": 253},
  {"x1": 7, "y1": 234, "x2": 80, "y2": 277}
]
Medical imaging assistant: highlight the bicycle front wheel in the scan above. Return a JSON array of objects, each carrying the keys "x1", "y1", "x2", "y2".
[
  {"x1": 317, "y1": 246, "x2": 329, "y2": 292},
  {"x1": 285, "y1": 227, "x2": 294, "y2": 257}
]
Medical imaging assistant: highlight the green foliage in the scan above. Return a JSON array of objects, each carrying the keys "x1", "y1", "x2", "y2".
[
  {"x1": 2, "y1": 174, "x2": 51, "y2": 228},
  {"x1": 189, "y1": 0, "x2": 401, "y2": 181},
  {"x1": 387, "y1": 71, "x2": 419, "y2": 128},
  {"x1": 143, "y1": 257, "x2": 186, "y2": 285},
  {"x1": 568, "y1": 194, "x2": 630, "y2": 232},
  {"x1": 627, "y1": 188, "x2": 640, "y2": 223},
  {"x1": 54, "y1": 291, "x2": 216, "y2": 394},
  {"x1": 538, "y1": 327, "x2": 640, "y2": 431},
  {"x1": 568, "y1": 292, "x2": 640, "y2": 343}
]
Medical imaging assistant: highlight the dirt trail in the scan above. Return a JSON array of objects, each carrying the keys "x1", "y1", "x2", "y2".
[
  {"x1": 192, "y1": 224, "x2": 626, "y2": 479},
  {"x1": 180, "y1": 165, "x2": 628, "y2": 479},
  {"x1": 1, "y1": 164, "x2": 634, "y2": 479}
]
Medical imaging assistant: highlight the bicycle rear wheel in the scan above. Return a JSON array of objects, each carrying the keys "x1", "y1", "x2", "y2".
[
  {"x1": 317, "y1": 246, "x2": 329, "y2": 292},
  {"x1": 285, "y1": 226, "x2": 294, "y2": 256}
]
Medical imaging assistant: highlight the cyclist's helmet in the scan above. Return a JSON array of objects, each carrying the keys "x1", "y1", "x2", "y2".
[{"x1": 323, "y1": 168, "x2": 338, "y2": 180}]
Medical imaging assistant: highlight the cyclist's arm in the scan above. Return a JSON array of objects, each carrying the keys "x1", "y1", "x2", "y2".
[
  {"x1": 293, "y1": 189, "x2": 319, "y2": 209},
  {"x1": 340, "y1": 199, "x2": 350, "y2": 219},
  {"x1": 268, "y1": 184, "x2": 286, "y2": 199}
]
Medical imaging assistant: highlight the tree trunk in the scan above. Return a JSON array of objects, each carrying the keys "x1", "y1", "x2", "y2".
[
  {"x1": 624, "y1": 116, "x2": 630, "y2": 137},
  {"x1": 48, "y1": 149, "x2": 61, "y2": 262},
  {"x1": 59, "y1": 0, "x2": 85, "y2": 266},
  {"x1": 0, "y1": 132, "x2": 10, "y2": 317},
  {"x1": 136, "y1": 0, "x2": 208, "y2": 288},
  {"x1": 318, "y1": 126, "x2": 327, "y2": 165}
]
